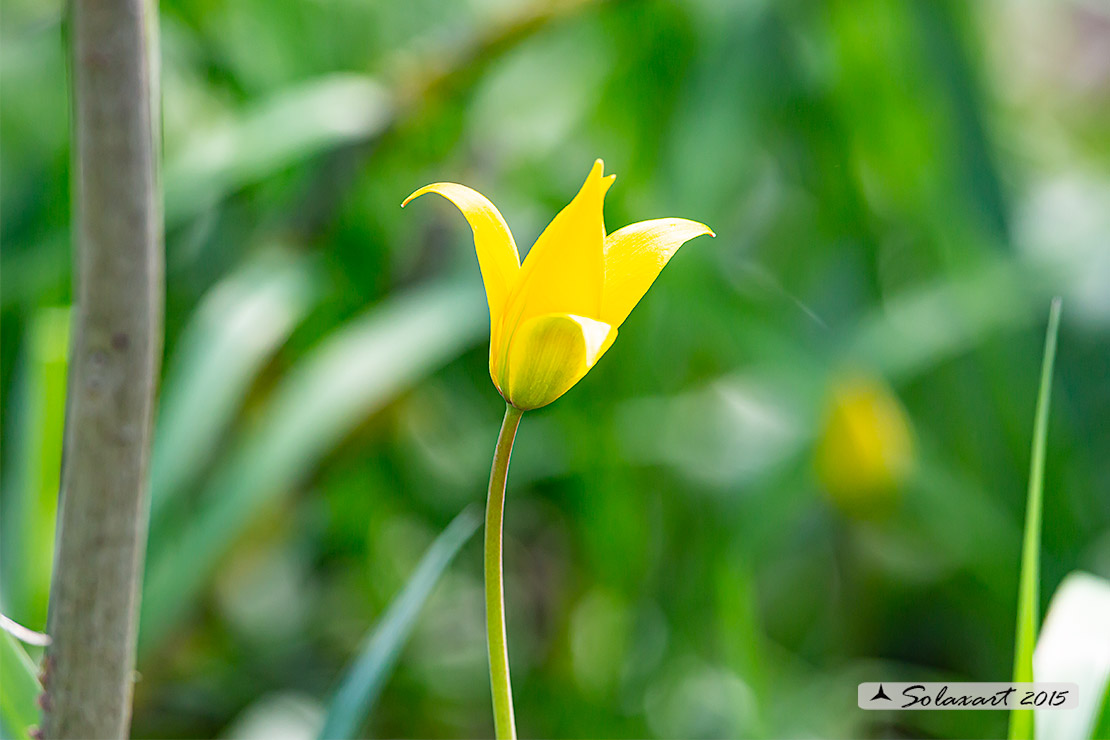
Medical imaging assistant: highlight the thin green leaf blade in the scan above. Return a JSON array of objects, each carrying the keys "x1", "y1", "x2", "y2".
[
  {"x1": 1009, "y1": 297, "x2": 1062, "y2": 740},
  {"x1": 0, "y1": 308, "x2": 70, "y2": 632},
  {"x1": 319, "y1": 507, "x2": 481, "y2": 740},
  {"x1": 0, "y1": 629, "x2": 42, "y2": 740},
  {"x1": 1091, "y1": 681, "x2": 1110, "y2": 740}
]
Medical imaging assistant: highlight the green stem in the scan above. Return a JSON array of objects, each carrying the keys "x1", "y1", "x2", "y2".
[
  {"x1": 1008, "y1": 297, "x2": 1062, "y2": 740},
  {"x1": 485, "y1": 404, "x2": 523, "y2": 739}
]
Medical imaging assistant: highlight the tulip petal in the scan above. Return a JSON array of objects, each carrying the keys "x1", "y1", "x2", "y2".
[
  {"x1": 502, "y1": 313, "x2": 616, "y2": 411},
  {"x1": 499, "y1": 160, "x2": 614, "y2": 346},
  {"x1": 601, "y1": 218, "x2": 714, "y2": 327},
  {"x1": 402, "y1": 183, "x2": 520, "y2": 326}
]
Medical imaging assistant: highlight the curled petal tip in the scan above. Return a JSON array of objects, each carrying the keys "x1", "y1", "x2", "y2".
[{"x1": 690, "y1": 221, "x2": 715, "y2": 238}]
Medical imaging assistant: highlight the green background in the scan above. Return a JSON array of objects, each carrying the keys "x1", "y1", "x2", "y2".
[{"x1": 2, "y1": 0, "x2": 1109, "y2": 737}]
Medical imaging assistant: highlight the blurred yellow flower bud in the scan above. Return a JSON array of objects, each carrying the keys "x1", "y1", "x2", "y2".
[{"x1": 815, "y1": 373, "x2": 914, "y2": 517}]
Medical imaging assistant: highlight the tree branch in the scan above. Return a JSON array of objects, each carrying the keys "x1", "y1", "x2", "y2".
[{"x1": 42, "y1": 0, "x2": 162, "y2": 737}]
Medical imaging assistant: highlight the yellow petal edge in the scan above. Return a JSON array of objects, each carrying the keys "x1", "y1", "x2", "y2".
[
  {"x1": 601, "y1": 218, "x2": 715, "y2": 327},
  {"x1": 498, "y1": 160, "x2": 614, "y2": 344},
  {"x1": 402, "y1": 183, "x2": 521, "y2": 327}
]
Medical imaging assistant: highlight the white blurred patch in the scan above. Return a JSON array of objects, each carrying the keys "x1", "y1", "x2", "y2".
[
  {"x1": 1034, "y1": 571, "x2": 1110, "y2": 740},
  {"x1": 214, "y1": 542, "x2": 312, "y2": 642},
  {"x1": 570, "y1": 588, "x2": 631, "y2": 695},
  {"x1": 468, "y1": 24, "x2": 610, "y2": 164},
  {"x1": 407, "y1": 571, "x2": 489, "y2": 701},
  {"x1": 1016, "y1": 175, "x2": 1110, "y2": 327},
  {"x1": 617, "y1": 375, "x2": 803, "y2": 489},
  {"x1": 644, "y1": 659, "x2": 758, "y2": 739},
  {"x1": 221, "y1": 692, "x2": 323, "y2": 740}
]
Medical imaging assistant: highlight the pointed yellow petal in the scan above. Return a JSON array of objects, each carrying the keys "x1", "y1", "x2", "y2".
[
  {"x1": 500, "y1": 312, "x2": 616, "y2": 410},
  {"x1": 402, "y1": 183, "x2": 520, "y2": 326},
  {"x1": 499, "y1": 160, "x2": 614, "y2": 344},
  {"x1": 600, "y1": 218, "x2": 714, "y2": 327}
]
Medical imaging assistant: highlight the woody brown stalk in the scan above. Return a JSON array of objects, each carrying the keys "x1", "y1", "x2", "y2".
[{"x1": 42, "y1": 0, "x2": 162, "y2": 737}]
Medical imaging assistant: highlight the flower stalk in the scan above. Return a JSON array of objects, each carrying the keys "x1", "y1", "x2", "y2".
[{"x1": 485, "y1": 404, "x2": 523, "y2": 739}]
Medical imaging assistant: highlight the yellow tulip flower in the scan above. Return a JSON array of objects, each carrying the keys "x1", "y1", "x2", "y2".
[
  {"x1": 404, "y1": 159, "x2": 712, "y2": 739},
  {"x1": 403, "y1": 159, "x2": 714, "y2": 410}
]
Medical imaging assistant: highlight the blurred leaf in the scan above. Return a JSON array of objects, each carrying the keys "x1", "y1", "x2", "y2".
[
  {"x1": 150, "y1": 251, "x2": 318, "y2": 524},
  {"x1": 1032, "y1": 572, "x2": 1110, "y2": 740},
  {"x1": 912, "y1": 0, "x2": 1010, "y2": 245},
  {"x1": 1010, "y1": 298, "x2": 1061, "y2": 740},
  {"x1": 892, "y1": 463, "x2": 1018, "y2": 594},
  {"x1": 615, "y1": 374, "x2": 804, "y2": 488},
  {"x1": 851, "y1": 260, "x2": 1041, "y2": 382},
  {"x1": 318, "y1": 506, "x2": 480, "y2": 740},
  {"x1": 164, "y1": 74, "x2": 392, "y2": 226},
  {"x1": 140, "y1": 279, "x2": 484, "y2": 652},
  {"x1": 0, "y1": 234, "x2": 69, "y2": 311},
  {"x1": 0, "y1": 629, "x2": 41, "y2": 740},
  {"x1": 0, "y1": 308, "x2": 69, "y2": 630}
]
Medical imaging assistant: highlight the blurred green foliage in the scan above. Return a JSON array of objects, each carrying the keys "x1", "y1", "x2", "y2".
[
  {"x1": 2, "y1": 0, "x2": 1109, "y2": 738},
  {"x1": 0, "y1": 629, "x2": 42, "y2": 740}
]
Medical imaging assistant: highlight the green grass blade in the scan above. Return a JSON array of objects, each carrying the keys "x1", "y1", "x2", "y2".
[
  {"x1": 0, "y1": 629, "x2": 42, "y2": 740},
  {"x1": 318, "y1": 507, "x2": 480, "y2": 740},
  {"x1": 0, "y1": 308, "x2": 70, "y2": 632},
  {"x1": 1091, "y1": 680, "x2": 1110, "y2": 740},
  {"x1": 1009, "y1": 297, "x2": 1062, "y2": 740}
]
